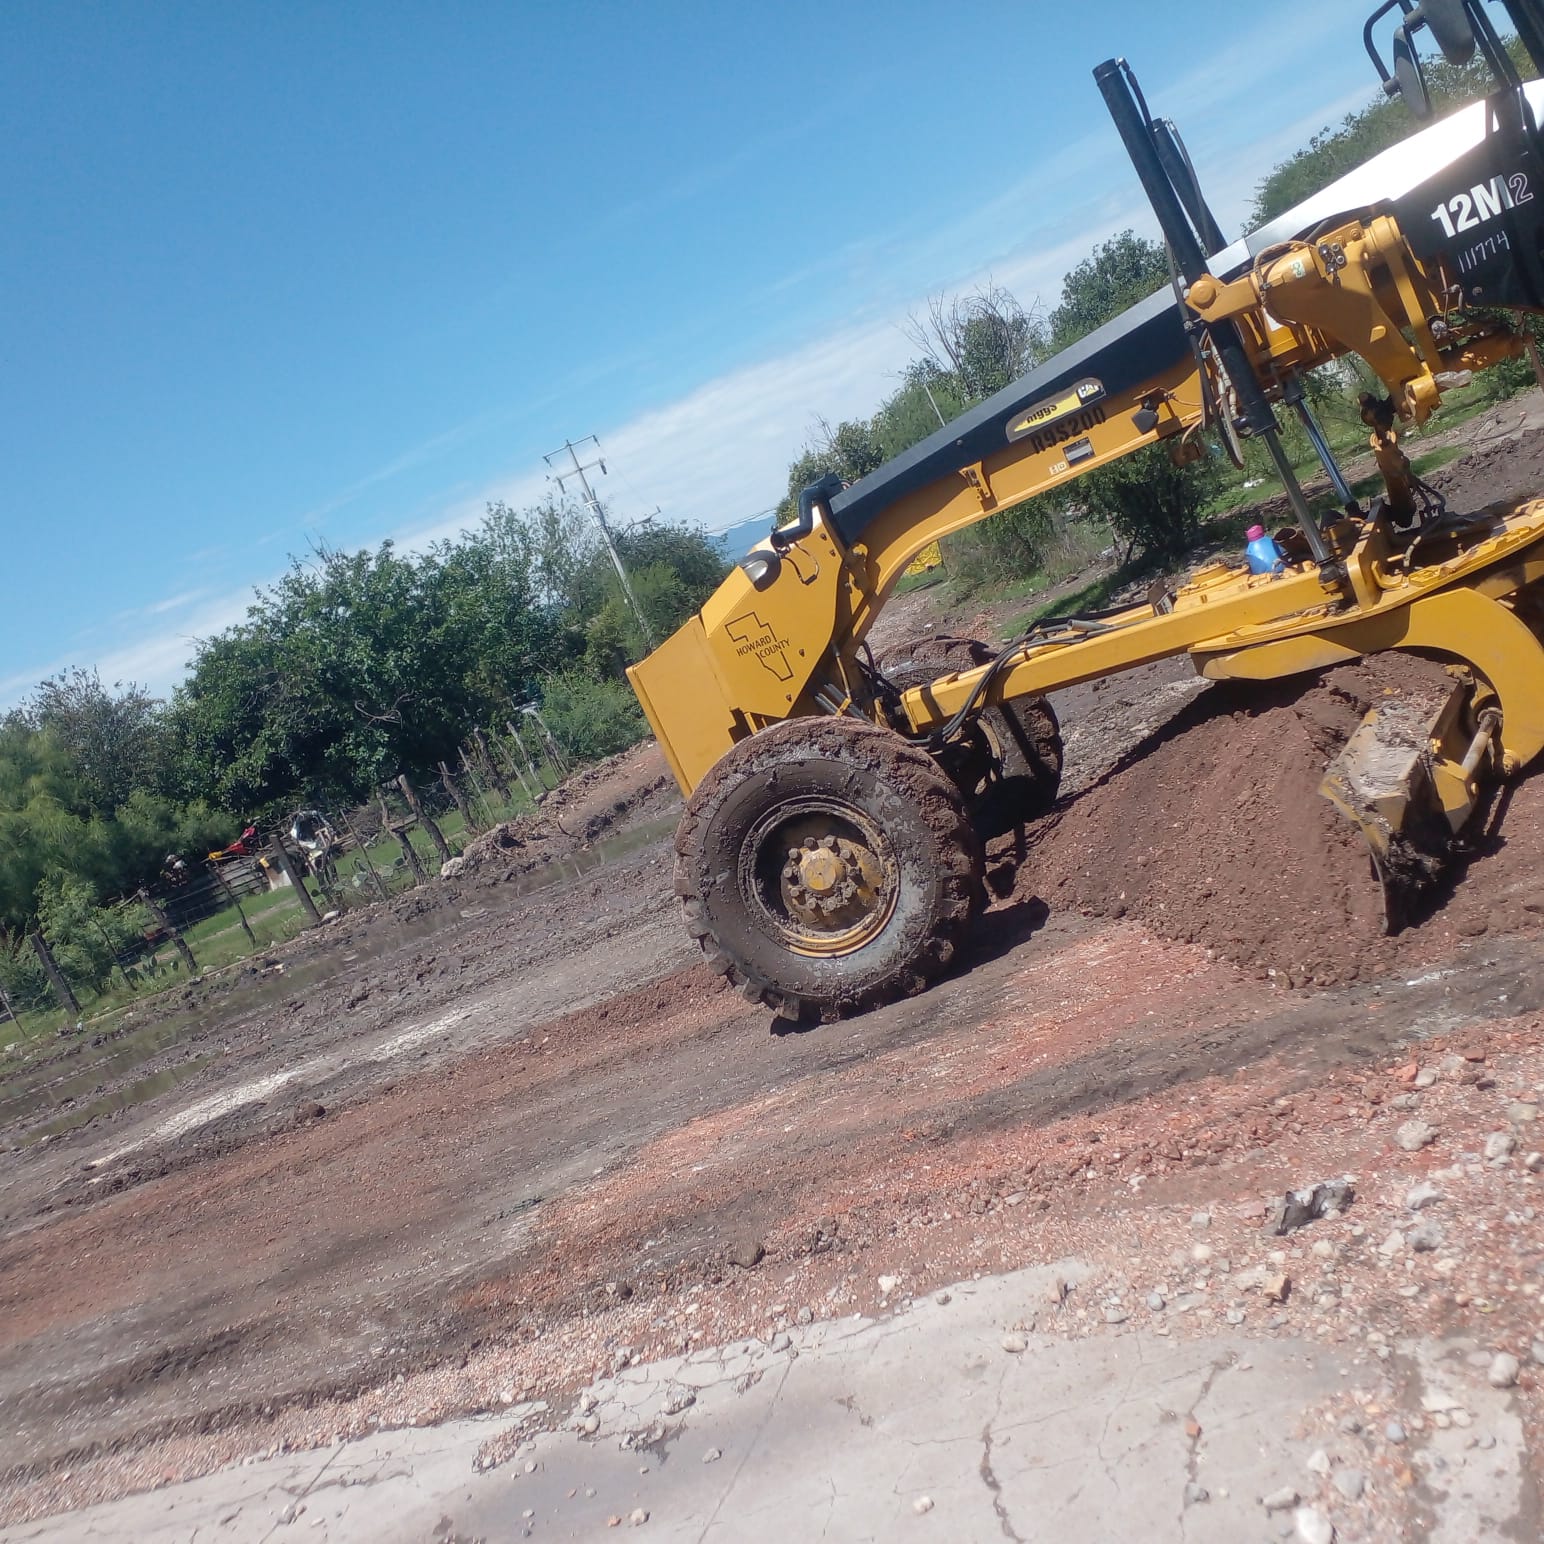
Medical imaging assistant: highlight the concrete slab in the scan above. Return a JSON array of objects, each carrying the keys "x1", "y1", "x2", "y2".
[{"x1": 1, "y1": 1256, "x2": 1528, "y2": 1543}]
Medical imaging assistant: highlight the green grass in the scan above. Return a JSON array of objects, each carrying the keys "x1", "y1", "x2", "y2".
[
  {"x1": 1002, "y1": 570, "x2": 1133, "y2": 637},
  {"x1": 893, "y1": 568, "x2": 945, "y2": 597},
  {"x1": 0, "y1": 743, "x2": 576, "y2": 1072}
]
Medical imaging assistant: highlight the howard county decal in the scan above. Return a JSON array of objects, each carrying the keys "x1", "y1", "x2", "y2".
[{"x1": 726, "y1": 612, "x2": 794, "y2": 682}]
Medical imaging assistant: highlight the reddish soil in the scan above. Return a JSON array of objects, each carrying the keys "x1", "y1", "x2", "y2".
[
  {"x1": 1028, "y1": 654, "x2": 1544, "y2": 987},
  {"x1": 2, "y1": 408, "x2": 1544, "y2": 1531}
]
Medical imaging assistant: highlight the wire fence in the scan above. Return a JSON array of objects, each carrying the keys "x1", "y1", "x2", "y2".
[{"x1": 0, "y1": 714, "x2": 573, "y2": 1059}]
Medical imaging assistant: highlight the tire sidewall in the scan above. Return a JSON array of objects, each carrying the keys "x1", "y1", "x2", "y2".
[{"x1": 681, "y1": 724, "x2": 975, "y2": 1010}]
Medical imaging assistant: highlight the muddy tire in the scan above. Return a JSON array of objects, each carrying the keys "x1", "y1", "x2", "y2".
[
  {"x1": 878, "y1": 635, "x2": 1063, "y2": 830},
  {"x1": 675, "y1": 717, "x2": 983, "y2": 1020}
]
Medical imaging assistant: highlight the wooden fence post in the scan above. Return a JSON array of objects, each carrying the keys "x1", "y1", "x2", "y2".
[
  {"x1": 88, "y1": 913, "x2": 136, "y2": 990},
  {"x1": 459, "y1": 747, "x2": 497, "y2": 827},
  {"x1": 397, "y1": 774, "x2": 452, "y2": 864},
  {"x1": 29, "y1": 931, "x2": 80, "y2": 1019},
  {"x1": 492, "y1": 733, "x2": 537, "y2": 805},
  {"x1": 438, "y1": 761, "x2": 480, "y2": 834},
  {"x1": 341, "y1": 813, "x2": 390, "y2": 902},
  {"x1": 140, "y1": 890, "x2": 199, "y2": 976},
  {"x1": 490, "y1": 728, "x2": 534, "y2": 802},
  {"x1": 392, "y1": 826, "x2": 427, "y2": 887},
  {"x1": 526, "y1": 707, "x2": 570, "y2": 778},
  {"x1": 211, "y1": 866, "x2": 257, "y2": 948},
  {"x1": 472, "y1": 728, "x2": 513, "y2": 804},
  {"x1": 267, "y1": 836, "x2": 322, "y2": 926},
  {"x1": 505, "y1": 720, "x2": 545, "y2": 798}
]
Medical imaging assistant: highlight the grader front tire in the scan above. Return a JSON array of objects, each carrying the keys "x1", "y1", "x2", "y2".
[{"x1": 675, "y1": 717, "x2": 982, "y2": 1020}]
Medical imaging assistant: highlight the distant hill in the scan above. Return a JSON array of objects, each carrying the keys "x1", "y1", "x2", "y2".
[{"x1": 709, "y1": 513, "x2": 773, "y2": 562}]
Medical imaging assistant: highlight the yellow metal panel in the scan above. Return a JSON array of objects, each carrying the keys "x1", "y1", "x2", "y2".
[
  {"x1": 1198, "y1": 585, "x2": 1544, "y2": 773},
  {"x1": 698, "y1": 533, "x2": 842, "y2": 722},
  {"x1": 905, "y1": 541, "x2": 943, "y2": 576},
  {"x1": 626, "y1": 617, "x2": 740, "y2": 795}
]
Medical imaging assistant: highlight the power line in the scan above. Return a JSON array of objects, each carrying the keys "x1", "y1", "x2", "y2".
[
  {"x1": 543, "y1": 436, "x2": 657, "y2": 653},
  {"x1": 703, "y1": 505, "x2": 778, "y2": 538}
]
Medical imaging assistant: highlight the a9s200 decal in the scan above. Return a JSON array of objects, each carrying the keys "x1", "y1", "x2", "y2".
[{"x1": 1005, "y1": 378, "x2": 1106, "y2": 454}]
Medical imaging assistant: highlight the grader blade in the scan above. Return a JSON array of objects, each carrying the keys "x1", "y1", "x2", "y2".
[{"x1": 1318, "y1": 683, "x2": 1490, "y2": 934}]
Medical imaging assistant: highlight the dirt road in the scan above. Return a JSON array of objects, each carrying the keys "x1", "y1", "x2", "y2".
[{"x1": 4, "y1": 409, "x2": 1544, "y2": 1536}]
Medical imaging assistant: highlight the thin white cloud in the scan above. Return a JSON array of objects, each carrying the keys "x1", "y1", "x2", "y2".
[
  {"x1": 95, "y1": 589, "x2": 259, "y2": 694},
  {"x1": 0, "y1": 586, "x2": 258, "y2": 707},
  {"x1": 298, "y1": 413, "x2": 514, "y2": 527},
  {"x1": 144, "y1": 588, "x2": 209, "y2": 617}
]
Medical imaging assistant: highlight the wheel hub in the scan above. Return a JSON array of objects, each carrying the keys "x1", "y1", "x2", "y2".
[
  {"x1": 739, "y1": 799, "x2": 900, "y2": 957},
  {"x1": 794, "y1": 842, "x2": 845, "y2": 895},
  {"x1": 780, "y1": 834, "x2": 890, "y2": 939}
]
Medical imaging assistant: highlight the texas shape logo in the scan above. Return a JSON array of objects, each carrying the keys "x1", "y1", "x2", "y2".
[{"x1": 725, "y1": 611, "x2": 794, "y2": 682}]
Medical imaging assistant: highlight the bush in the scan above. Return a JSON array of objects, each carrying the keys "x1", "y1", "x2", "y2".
[
  {"x1": 1482, "y1": 349, "x2": 1538, "y2": 402},
  {"x1": 34, "y1": 873, "x2": 149, "y2": 995},
  {"x1": 0, "y1": 932, "x2": 49, "y2": 1014},
  {"x1": 941, "y1": 500, "x2": 1057, "y2": 594},
  {"x1": 538, "y1": 670, "x2": 649, "y2": 762},
  {"x1": 1084, "y1": 443, "x2": 1223, "y2": 561}
]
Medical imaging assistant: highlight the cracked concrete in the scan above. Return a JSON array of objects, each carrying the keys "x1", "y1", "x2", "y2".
[
  {"x1": 977, "y1": 1368, "x2": 1022, "y2": 1544},
  {"x1": 1407, "y1": 1337, "x2": 1530, "y2": 1544},
  {"x1": 0, "y1": 1255, "x2": 1527, "y2": 1543}
]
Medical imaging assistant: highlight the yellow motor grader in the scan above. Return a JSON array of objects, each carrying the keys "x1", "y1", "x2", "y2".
[{"x1": 628, "y1": 0, "x2": 1544, "y2": 1019}]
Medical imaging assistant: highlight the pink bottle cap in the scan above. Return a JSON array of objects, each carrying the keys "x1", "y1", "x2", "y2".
[{"x1": 1245, "y1": 524, "x2": 1266, "y2": 541}]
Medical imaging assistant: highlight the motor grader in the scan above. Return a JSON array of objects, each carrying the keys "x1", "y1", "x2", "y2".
[{"x1": 628, "y1": 0, "x2": 1544, "y2": 1020}]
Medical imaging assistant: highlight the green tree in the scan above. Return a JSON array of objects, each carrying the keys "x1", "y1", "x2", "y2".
[
  {"x1": 167, "y1": 502, "x2": 723, "y2": 811},
  {"x1": 537, "y1": 669, "x2": 647, "y2": 761},
  {"x1": 906, "y1": 284, "x2": 1045, "y2": 400},
  {"x1": 0, "y1": 927, "x2": 49, "y2": 1016},
  {"x1": 169, "y1": 535, "x2": 554, "y2": 812},
  {"x1": 0, "y1": 695, "x2": 231, "y2": 932},
  {"x1": 1044, "y1": 232, "x2": 1220, "y2": 558},
  {"x1": 21, "y1": 669, "x2": 165, "y2": 815},
  {"x1": 872, "y1": 362, "x2": 968, "y2": 460},
  {"x1": 1251, "y1": 50, "x2": 1523, "y2": 226},
  {"x1": 34, "y1": 873, "x2": 146, "y2": 995},
  {"x1": 775, "y1": 421, "x2": 887, "y2": 523},
  {"x1": 536, "y1": 513, "x2": 729, "y2": 669},
  {"x1": 582, "y1": 564, "x2": 690, "y2": 676},
  {"x1": 1047, "y1": 232, "x2": 1172, "y2": 351},
  {"x1": 0, "y1": 721, "x2": 85, "y2": 932}
]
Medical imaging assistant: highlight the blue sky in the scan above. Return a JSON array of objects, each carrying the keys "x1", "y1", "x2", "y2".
[{"x1": 2, "y1": 0, "x2": 1392, "y2": 702}]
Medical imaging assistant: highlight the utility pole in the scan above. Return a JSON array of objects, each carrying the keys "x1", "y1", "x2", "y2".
[
  {"x1": 545, "y1": 436, "x2": 657, "y2": 652},
  {"x1": 922, "y1": 380, "x2": 949, "y2": 428}
]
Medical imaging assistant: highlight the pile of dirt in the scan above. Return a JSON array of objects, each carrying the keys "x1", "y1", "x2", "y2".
[
  {"x1": 448, "y1": 810, "x2": 570, "y2": 881},
  {"x1": 449, "y1": 741, "x2": 676, "y2": 883},
  {"x1": 1026, "y1": 653, "x2": 1496, "y2": 986},
  {"x1": 1424, "y1": 399, "x2": 1544, "y2": 509}
]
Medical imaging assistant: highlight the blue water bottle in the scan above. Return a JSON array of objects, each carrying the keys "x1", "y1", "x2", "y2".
[{"x1": 1245, "y1": 524, "x2": 1285, "y2": 575}]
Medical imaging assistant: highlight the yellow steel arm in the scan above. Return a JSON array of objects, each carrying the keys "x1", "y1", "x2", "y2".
[{"x1": 630, "y1": 200, "x2": 1530, "y2": 796}]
